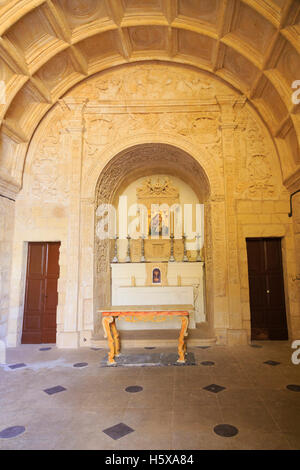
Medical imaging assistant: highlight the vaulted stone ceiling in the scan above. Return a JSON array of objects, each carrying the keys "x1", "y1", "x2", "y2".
[{"x1": 0, "y1": 0, "x2": 300, "y2": 197}]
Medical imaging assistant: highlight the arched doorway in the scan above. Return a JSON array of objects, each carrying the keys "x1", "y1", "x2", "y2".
[{"x1": 93, "y1": 143, "x2": 214, "y2": 339}]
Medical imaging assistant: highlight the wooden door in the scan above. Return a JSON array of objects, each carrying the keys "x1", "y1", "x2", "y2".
[
  {"x1": 246, "y1": 238, "x2": 288, "y2": 340},
  {"x1": 22, "y1": 242, "x2": 60, "y2": 344}
]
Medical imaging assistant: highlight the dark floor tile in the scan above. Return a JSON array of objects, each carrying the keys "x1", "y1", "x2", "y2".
[
  {"x1": 8, "y1": 363, "x2": 26, "y2": 370},
  {"x1": 286, "y1": 384, "x2": 300, "y2": 392},
  {"x1": 203, "y1": 384, "x2": 226, "y2": 394},
  {"x1": 214, "y1": 424, "x2": 239, "y2": 437},
  {"x1": 264, "y1": 360, "x2": 281, "y2": 366},
  {"x1": 0, "y1": 426, "x2": 26, "y2": 439},
  {"x1": 103, "y1": 423, "x2": 134, "y2": 440},
  {"x1": 125, "y1": 386, "x2": 143, "y2": 393},
  {"x1": 43, "y1": 386, "x2": 67, "y2": 395}
]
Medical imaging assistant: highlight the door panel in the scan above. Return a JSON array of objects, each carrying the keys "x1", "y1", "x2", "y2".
[
  {"x1": 27, "y1": 244, "x2": 45, "y2": 277},
  {"x1": 46, "y1": 243, "x2": 60, "y2": 276},
  {"x1": 246, "y1": 238, "x2": 288, "y2": 341},
  {"x1": 45, "y1": 278, "x2": 59, "y2": 309},
  {"x1": 22, "y1": 242, "x2": 60, "y2": 344},
  {"x1": 26, "y1": 279, "x2": 43, "y2": 311}
]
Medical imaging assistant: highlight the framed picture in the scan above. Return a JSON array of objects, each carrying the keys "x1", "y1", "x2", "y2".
[{"x1": 152, "y1": 268, "x2": 162, "y2": 284}]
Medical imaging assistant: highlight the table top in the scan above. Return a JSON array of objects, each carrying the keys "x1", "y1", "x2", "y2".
[
  {"x1": 99, "y1": 305, "x2": 193, "y2": 311},
  {"x1": 101, "y1": 310, "x2": 189, "y2": 317}
]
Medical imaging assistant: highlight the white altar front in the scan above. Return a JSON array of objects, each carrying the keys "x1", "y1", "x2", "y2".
[
  {"x1": 111, "y1": 262, "x2": 205, "y2": 330},
  {"x1": 113, "y1": 286, "x2": 194, "y2": 307}
]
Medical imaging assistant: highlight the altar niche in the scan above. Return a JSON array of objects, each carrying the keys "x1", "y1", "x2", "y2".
[
  {"x1": 152, "y1": 268, "x2": 161, "y2": 285},
  {"x1": 94, "y1": 144, "x2": 213, "y2": 339},
  {"x1": 112, "y1": 175, "x2": 204, "y2": 264},
  {"x1": 97, "y1": 174, "x2": 206, "y2": 331}
]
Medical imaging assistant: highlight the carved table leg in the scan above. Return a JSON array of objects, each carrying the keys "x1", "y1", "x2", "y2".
[
  {"x1": 102, "y1": 316, "x2": 116, "y2": 365},
  {"x1": 111, "y1": 318, "x2": 120, "y2": 357},
  {"x1": 177, "y1": 316, "x2": 189, "y2": 363}
]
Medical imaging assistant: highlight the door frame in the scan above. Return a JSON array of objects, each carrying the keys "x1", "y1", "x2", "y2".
[
  {"x1": 21, "y1": 241, "x2": 61, "y2": 344},
  {"x1": 246, "y1": 236, "x2": 289, "y2": 341}
]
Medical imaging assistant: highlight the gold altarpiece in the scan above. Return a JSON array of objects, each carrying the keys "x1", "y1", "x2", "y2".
[{"x1": 130, "y1": 177, "x2": 189, "y2": 263}]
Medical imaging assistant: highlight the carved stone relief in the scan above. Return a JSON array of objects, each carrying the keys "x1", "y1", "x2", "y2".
[
  {"x1": 71, "y1": 63, "x2": 230, "y2": 102},
  {"x1": 30, "y1": 117, "x2": 70, "y2": 204},
  {"x1": 83, "y1": 112, "x2": 221, "y2": 170},
  {"x1": 235, "y1": 112, "x2": 278, "y2": 199}
]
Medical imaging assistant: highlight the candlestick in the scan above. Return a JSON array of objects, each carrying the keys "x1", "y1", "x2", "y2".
[
  {"x1": 125, "y1": 235, "x2": 131, "y2": 263},
  {"x1": 140, "y1": 235, "x2": 146, "y2": 262},
  {"x1": 169, "y1": 234, "x2": 175, "y2": 262},
  {"x1": 183, "y1": 235, "x2": 189, "y2": 262},
  {"x1": 112, "y1": 236, "x2": 119, "y2": 263}
]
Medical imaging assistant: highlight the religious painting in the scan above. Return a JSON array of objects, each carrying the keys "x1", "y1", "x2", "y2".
[
  {"x1": 150, "y1": 211, "x2": 161, "y2": 236},
  {"x1": 137, "y1": 177, "x2": 179, "y2": 239},
  {"x1": 149, "y1": 206, "x2": 170, "y2": 237},
  {"x1": 152, "y1": 268, "x2": 161, "y2": 284}
]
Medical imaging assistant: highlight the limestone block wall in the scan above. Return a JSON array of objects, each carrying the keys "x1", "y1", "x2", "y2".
[
  {"x1": 236, "y1": 199, "x2": 298, "y2": 340},
  {"x1": 0, "y1": 196, "x2": 15, "y2": 343},
  {"x1": 290, "y1": 192, "x2": 300, "y2": 337},
  {"x1": 4, "y1": 63, "x2": 299, "y2": 347}
]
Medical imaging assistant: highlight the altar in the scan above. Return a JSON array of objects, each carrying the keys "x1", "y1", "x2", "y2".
[
  {"x1": 96, "y1": 175, "x2": 206, "y2": 338},
  {"x1": 110, "y1": 262, "x2": 205, "y2": 330},
  {"x1": 101, "y1": 309, "x2": 190, "y2": 365}
]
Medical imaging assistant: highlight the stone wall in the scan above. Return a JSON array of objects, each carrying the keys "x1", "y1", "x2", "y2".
[
  {"x1": 5, "y1": 63, "x2": 299, "y2": 347},
  {"x1": 290, "y1": 192, "x2": 300, "y2": 338},
  {"x1": 0, "y1": 196, "x2": 15, "y2": 344}
]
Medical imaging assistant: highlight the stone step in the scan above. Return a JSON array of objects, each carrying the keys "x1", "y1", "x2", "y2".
[{"x1": 91, "y1": 326, "x2": 217, "y2": 349}]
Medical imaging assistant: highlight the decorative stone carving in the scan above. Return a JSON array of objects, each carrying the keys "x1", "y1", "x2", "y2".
[
  {"x1": 72, "y1": 64, "x2": 229, "y2": 102},
  {"x1": 137, "y1": 176, "x2": 179, "y2": 200},
  {"x1": 83, "y1": 112, "x2": 221, "y2": 169},
  {"x1": 235, "y1": 112, "x2": 277, "y2": 199},
  {"x1": 30, "y1": 118, "x2": 69, "y2": 203},
  {"x1": 247, "y1": 154, "x2": 275, "y2": 197}
]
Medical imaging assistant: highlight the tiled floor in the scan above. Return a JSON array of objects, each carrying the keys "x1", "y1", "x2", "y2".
[{"x1": 0, "y1": 341, "x2": 299, "y2": 450}]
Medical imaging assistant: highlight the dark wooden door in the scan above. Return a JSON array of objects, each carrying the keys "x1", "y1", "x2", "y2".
[
  {"x1": 246, "y1": 238, "x2": 288, "y2": 340},
  {"x1": 22, "y1": 242, "x2": 60, "y2": 344}
]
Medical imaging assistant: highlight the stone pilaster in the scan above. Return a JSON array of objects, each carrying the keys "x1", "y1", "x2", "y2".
[
  {"x1": 0, "y1": 196, "x2": 15, "y2": 345},
  {"x1": 77, "y1": 198, "x2": 94, "y2": 343},
  {"x1": 57, "y1": 98, "x2": 85, "y2": 348},
  {"x1": 217, "y1": 96, "x2": 247, "y2": 344}
]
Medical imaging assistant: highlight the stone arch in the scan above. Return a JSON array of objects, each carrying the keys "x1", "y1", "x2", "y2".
[
  {"x1": 92, "y1": 142, "x2": 216, "y2": 335},
  {"x1": 83, "y1": 134, "x2": 222, "y2": 201}
]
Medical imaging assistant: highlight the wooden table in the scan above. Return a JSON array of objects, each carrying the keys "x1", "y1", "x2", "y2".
[{"x1": 101, "y1": 310, "x2": 189, "y2": 365}]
